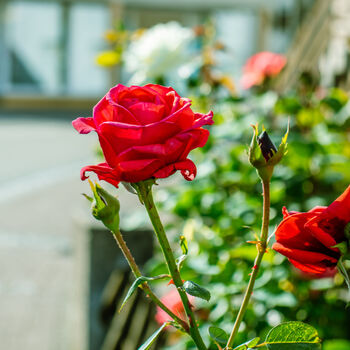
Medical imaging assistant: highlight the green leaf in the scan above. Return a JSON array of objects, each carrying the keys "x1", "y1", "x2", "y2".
[
  {"x1": 297, "y1": 108, "x2": 324, "y2": 127},
  {"x1": 180, "y1": 235, "x2": 188, "y2": 255},
  {"x1": 233, "y1": 337, "x2": 260, "y2": 350},
  {"x1": 208, "y1": 326, "x2": 228, "y2": 345},
  {"x1": 322, "y1": 88, "x2": 348, "y2": 112},
  {"x1": 265, "y1": 322, "x2": 322, "y2": 349},
  {"x1": 183, "y1": 280, "x2": 211, "y2": 302},
  {"x1": 120, "y1": 275, "x2": 169, "y2": 311},
  {"x1": 138, "y1": 323, "x2": 168, "y2": 350},
  {"x1": 120, "y1": 276, "x2": 147, "y2": 312},
  {"x1": 176, "y1": 254, "x2": 187, "y2": 270}
]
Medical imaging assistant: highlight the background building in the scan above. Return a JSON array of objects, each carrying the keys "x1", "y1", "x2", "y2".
[{"x1": 0, "y1": 0, "x2": 316, "y2": 109}]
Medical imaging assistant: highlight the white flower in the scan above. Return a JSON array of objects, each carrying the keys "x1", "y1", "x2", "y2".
[{"x1": 124, "y1": 22, "x2": 200, "y2": 88}]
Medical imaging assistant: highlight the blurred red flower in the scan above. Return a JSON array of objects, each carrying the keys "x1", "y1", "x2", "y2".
[
  {"x1": 72, "y1": 84, "x2": 213, "y2": 187},
  {"x1": 155, "y1": 288, "x2": 194, "y2": 325},
  {"x1": 241, "y1": 51, "x2": 286, "y2": 89},
  {"x1": 273, "y1": 186, "x2": 350, "y2": 274}
]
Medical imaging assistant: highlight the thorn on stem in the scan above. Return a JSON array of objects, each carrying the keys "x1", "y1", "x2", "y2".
[{"x1": 247, "y1": 240, "x2": 260, "y2": 244}]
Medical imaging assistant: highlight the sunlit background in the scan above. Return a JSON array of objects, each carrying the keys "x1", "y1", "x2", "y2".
[
  {"x1": 1, "y1": 0, "x2": 350, "y2": 350},
  {"x1": 0, "y1": 0, "x2": 320, "y2": 98}
]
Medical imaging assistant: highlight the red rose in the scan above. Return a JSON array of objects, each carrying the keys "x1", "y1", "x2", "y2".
[
  {"x1": 241, "y1": 51, "x2": 286, "y2": 89},
  {"x1": 272, "y1": 186, "x2": 350, "y2": 274},
  {"x1": 72, "y1": 84, "x2": 213, "y2": 187}
]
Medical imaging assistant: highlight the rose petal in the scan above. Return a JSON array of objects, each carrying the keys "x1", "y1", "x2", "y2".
[
  {"x1": 272, "y1": 242, "x2": 338, "y2": 270},
  {"x1": 192, "y1": 111, "x2": 214, "y2": 128},
  {"x1": 178, "y1": 129, "x2": 210, "y2": 159},
  {"x1": 128, "y1": 102, "x2": 165, "y2": 124},
  {"x1": 145, "y1": 84, "x2": 179, "y2": 98},
  {"x1": 100, "y1": 121, "x2": 181, "y2": 155},
  {"x1": 153, "y1": 158, "x2": 197, "y2": 181},
  {"x1": 93, "y1": 93, "x2": 142, "y2": 126},
  {"x1": 80, "y1": 162, "x2": 120, "y2": 188},
  {"x1": 323, "y1": 185, "x2": 350, "y2": 223},
  {"x1": 288, "y1": 259, "x2": 330, "y2": 274},
  {"x1": 308, "y1": 206, "x2": 327, "y2": 214},
  {"x1": 281, "y1": 206, "x2": 326, "y2": 219},
  {"x1": 72, "y1": 117, "x2": 96, "y2": 134},
  {"x1": 93, "y1": 96, "x2": 116, "y2": 126},
  {"x1": 110, "y1": 85, "x2": 155, "y2": 107},
  {"x1": 132, "y1": 85, "x2": 186, "y2": 118},
  {"x1": 145, "y1": 84, "x2": 181, "y2": 110},
  {"x1": 305, "y1": 186, "x2": 350, "y2": 248},
  {"x1": 305, "y1": 216, "x2": 339, "y2": 249},
  {"x1": 282, "y1": 206, "x2": 293, "y2": 218},
  {"x1": 158, "y1": 100, "x2": 194, "y2": 130},
  {"x1": 97, "y1": 134, "x2": 119, "y2": 168},
  {"x1": 116, "y1": 129, "x2": 208, "y2": 166},
  {"x1": 118, "y1": 158, "x2": 162, "y2": 182},
  {"x1": 274, "y1": 211, "x2": 326, "y2": 250},
  {"x1": 108, "y1": 102, "x2": 141, "y2": 125}
]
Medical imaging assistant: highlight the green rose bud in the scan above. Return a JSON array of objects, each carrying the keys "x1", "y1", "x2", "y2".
[
  {"x1": 248, "y1": 123, "x2": 289, "y2": 181},
  {"x1": 84, "y1": 180, "x2": 120, "y2": 233}
]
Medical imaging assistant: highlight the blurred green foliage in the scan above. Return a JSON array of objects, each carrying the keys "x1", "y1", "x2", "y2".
[{"x1": 147, "y1": 77, "x2": 350, "y2": 349}]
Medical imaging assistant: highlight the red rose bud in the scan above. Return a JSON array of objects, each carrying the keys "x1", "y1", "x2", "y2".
[
  {"x1": 84, "y1": 180, "x2": 120, "y2": 233},
  {"x1": 73, "y1": 84, "x2": 214, "y2": 188},
  {"x1": 272, "y1": 185, "x2": 350, "y2": 275},
  {"x1": 257, "y1": 131, "x2": 277, "y2": 161},
  {"x1": 248, "y1": 123, "x2": 288, "y2": 181}
]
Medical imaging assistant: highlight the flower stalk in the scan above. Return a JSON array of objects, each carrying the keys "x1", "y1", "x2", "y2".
[
  {"x1": 134, "y1": 180, "x2": 207, "y2": 350},
  {"x1": 225, "y1": 179, "x2": 270, "y2": 349},
  {"x1": 111, "y1": 230, "x2": 189, "y2": 331},
  {"x1": 85, "y1": 180, "x2": 189, "y2": 331}
]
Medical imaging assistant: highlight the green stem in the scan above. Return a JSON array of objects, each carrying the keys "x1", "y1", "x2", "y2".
[
  {"x1": 112, "y1": 229, "x2": 189, "y2": 331},
  {"x1": 225, "y1": 180, "x2": 270, "y2": 349},
  {"x1": 135, "y1": 181, "x2": 207, "y2": 350}
]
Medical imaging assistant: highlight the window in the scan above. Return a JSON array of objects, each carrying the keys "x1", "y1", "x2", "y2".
[
  {"x1": 0, "y1": 0, "x2": 110, "y2": 97},
  {"x1": 5, "y1": 1, "x2": 61, "y2": 94}
]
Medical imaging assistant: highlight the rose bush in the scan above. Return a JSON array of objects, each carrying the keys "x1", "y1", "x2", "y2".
[
  {"x1": 72, "y1": 84, "x2": 213, "y2": 187},
  {"x1": 273, "y1": 186, "x2": 350, "y2": 274},
  {"x1": 241, "y1": 51, "x2": 286, "y2": 89}
]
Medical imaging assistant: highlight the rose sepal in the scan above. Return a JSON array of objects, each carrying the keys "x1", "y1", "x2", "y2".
[
  {"x1": 337, "y1": 258, "x2": 350, "y2": 296},
  {"x1": 332, "y1": 222, "x2": 350, "y2": 259},
  {"x1": 248, "y1": 123, "x2": 289, "y2": 181}
]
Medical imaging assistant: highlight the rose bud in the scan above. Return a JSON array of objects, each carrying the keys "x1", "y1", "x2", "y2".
[
  {"x1": 72, "y1": 84, "x2": 214, "y2": 188},
  {"x1": 84, "y1": 180, "x2": 120, "y2": 233},
  {"x1": 257, "y1": 130, "x2": 277, "y2": 161},
  {"x1": 248, "y1": 123, "x2": 288, "y2": 181},
  {"x1": 273, "y1": 185, "x2": 350, "y2": 275}
]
